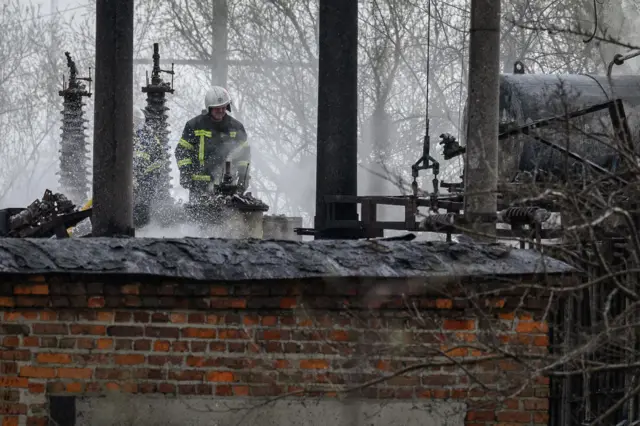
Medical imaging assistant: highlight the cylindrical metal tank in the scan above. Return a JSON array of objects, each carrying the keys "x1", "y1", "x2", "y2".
[{"x1": 463, "y1": 73, "x2": 640, "y2": 182}]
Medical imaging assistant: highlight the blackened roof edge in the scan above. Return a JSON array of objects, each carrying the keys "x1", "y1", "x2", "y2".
[{"x1": 0, "y1": 237, "x2": 575, "y2": 281}]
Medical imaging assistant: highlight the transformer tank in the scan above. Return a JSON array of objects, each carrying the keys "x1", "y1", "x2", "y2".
[{"x1": 474, "y1": 73, "x2": 640, "y2": 182}]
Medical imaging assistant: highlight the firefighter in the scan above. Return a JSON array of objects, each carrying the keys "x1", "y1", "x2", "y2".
[
  {"x1": 175, "y1": 86, "x2": 250, "y2": 202},
  {"x1": 132, "y1": 107, "x2": 165, "y2": 228}
]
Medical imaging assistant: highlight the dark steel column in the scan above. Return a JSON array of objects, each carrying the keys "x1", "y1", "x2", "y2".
[
  {"x1": 210, "y1": 0, "x2": 229, "y2": 87},
  {"x1": 92, "y1": 0, "x2": 135, "y2": 236},
  {"x1": 314, "y1": 0, "x2": 358, "y2": 239}
]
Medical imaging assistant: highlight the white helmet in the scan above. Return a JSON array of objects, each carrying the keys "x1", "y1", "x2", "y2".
[
  {"x1": 132, "y1": 107, "x2": 146, "y2": 131},
  {"x1": 205, "y1": 86, "x2": 232, "y2": 111}
]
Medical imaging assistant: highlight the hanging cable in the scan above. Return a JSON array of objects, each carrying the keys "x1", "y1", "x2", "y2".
[
  {"x1": 583, "y1": 0, "x2": 600, "y2": 43},
  {"x1": 425, "y1": 0, "x2": 432, "y2": 126}
]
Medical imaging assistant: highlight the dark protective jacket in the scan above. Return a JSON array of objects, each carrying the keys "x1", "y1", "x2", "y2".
[
  {"x1": 133, "y1": 126, "x2": 165, "y2": 227},
  {"x1": 174, "y1": 113, "x2": 250, "y2": 193}
]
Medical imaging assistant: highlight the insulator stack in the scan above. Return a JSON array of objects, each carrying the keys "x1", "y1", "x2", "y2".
[
  {"x1": 58, "y1": 52, "x2": 92, "y2": 205},
  {"x1": 142, "y1": 43, "x2": 175, "y2": 205}
]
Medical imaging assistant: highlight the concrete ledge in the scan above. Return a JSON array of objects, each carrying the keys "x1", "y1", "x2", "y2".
[{"x1": 0, "y1": 237, "x2": 574, "y2": 280}]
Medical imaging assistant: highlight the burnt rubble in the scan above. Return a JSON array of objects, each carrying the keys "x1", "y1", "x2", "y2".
[{"x1": 0, "y1": 237, "x2": 574, "y2": 280}]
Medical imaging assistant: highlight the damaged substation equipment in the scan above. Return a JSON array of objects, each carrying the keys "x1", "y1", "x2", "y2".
[
  {"x1": 57, "y1": 52, "x2": 92, "y2": 207},
  {"x1": 0, "y1": 43, "x2": 303, "y2": 241}
]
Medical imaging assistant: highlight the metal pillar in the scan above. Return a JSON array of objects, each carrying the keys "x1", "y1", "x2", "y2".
[
  {"x1": 211, "y1": 0, "x2": 228, "y2": 87},
  {"x1": 314, "y1": 0, "x2": 359, "y2": 239},
  {"x1": 463, "y1": 0, "x2": 500, "y2": 240},
  {"x1": 92, "y1": 0, "x2": 135, "y2": 237},
  {"x1": 58, "y1": 52, "x2": 92, "y2": 206}
]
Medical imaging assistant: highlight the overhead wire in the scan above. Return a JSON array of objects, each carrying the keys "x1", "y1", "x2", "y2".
[{"x1": 21, "y1": 4, "x2": 90, "y2": 23}]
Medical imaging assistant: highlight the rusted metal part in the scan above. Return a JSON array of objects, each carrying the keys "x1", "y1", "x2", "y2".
[{"x1": 0, "y1": 238, "x2": 574, "y2": 279}]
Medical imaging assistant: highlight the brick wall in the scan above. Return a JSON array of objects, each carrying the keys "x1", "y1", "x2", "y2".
[{"x1": 0, "y1": 274, "x2": 555, "y2": 426}]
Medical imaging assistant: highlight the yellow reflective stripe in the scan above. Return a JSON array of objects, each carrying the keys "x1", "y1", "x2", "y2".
[
  {"x1": 177, "y1": 158, "x2": 192, "y2": 168},
  {"x1": 179, "y1": 138, "x2": 194, "y2": 150},
  {"x1": 192, "y1": 175, "x2": 211, "y2": 181},
  {"x1": 230, "y1": 131, "x2": 237, "y2": 138},
  {"x1": 199, "y1": 136, "x2": 205, "y2": 166},
  {"x1": 134, "y1": 151, "x2": 150, "y2": 160},
  {"x1": 236, "y1": 161, "x2": 250, "y2": 167},
  {"x1": 193, "y1": 130, "x2": 212, "y2": 167},
  {"x1": 145, "y1": 163, "x2": 162, "y2": 173}
]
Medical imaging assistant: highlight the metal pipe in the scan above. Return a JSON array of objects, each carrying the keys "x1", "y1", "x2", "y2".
[
  {"x1": 92, "y1": 0, "x2": 135, "y2": 236},
  {"x1": 607, "y1": 51, "x2": 640, "y2": 77},
  {"x1": 462, "y1": 0, "x2": 501, "y2": 241},
  {"x1": 314, "y1": 0, "x2": 359, "y2": 239}
]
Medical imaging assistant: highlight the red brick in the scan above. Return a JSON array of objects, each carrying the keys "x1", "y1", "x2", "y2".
[
  {"x1": 97, "y1": 311, "x2": 114, "y2": 322},
  {"x1": 533, "y1": 412, "x2": 549, "y2": 423},
  {"x1": 230, "y1": 299, "x2": 246, "y2": 309},
  {"x1": 330, "y1": 330, "x2": 351, "y2": 341},
  {"x1": 435, "y1": 299, "x2": 453, "y2": 309},
  {"x1": 170, "y1": 313, "x2": 187, "y2": 323},
  {"x1": 171, "y1": 341, "x2": 189, "y2": 352},
  {"x1": 21, "y1": 337, "x2": 38, "y2": 347},
  {"x1": 206, "y1": 371, "x2": 234, "y2": 382},
  {"x1": 243, "y1": 315, "x2": 259, "y2": 326},
  {"x1": 0, "y1": 298, "x2": 14, "y2": 308},
  {"x1": 2, "y1": 337, "x2": 18, "y2": 348},
  {"x1": 14, "y1": 284, "x2": 48, "y2": 295},
  {"x1": 280, "y1": 297, "x2": 298, "y2": 309},
  {"x1": 496, "y1": 411, "x2": 532, "y2": 423},
  {"x1": 26, "y1": 418, "x2": 48, "y2": 426},
  {"x1": 524, "y1": 399, "x2": 549, "y2": 410},
  {"x1": 466, "y1": 411, "x2": 495, "y2": 421},
  {"x1": 210, "y1": 286, "x2": 228, "y2": 296},
  {"x1": 181, "y1": 328, "x2": 216, "y2": 339},
  {"x1": 215, "y1": 385, "x2": 232, "y2": 396},
  {"x1": 70, "y1": 324, "x2": 106, "y2": 335},
  {"x1": 0, "y1": 403, "x2": 26, "y2": 415},
  {"x1": 19, "y1": 366, "x2": 55, "y2": 379},
  {"x1": 218, "y1": 329, "x2": 247, "y2": 339},
  {"x1": 114, "y1": 354, "x2": 145, "y2": 365},
  {"x1": 0, "y1": 363, "x2": 17, "y2": 375},
  {"x1": 36, "y1": 353, "x2": 71, "y2": 364},
  {"x1": 58, "y1": 368, "x2": 93, "y2": 379},
  {"x1": 28, "y1": 383, "x2": 45, "y2": 394},
  {"x1": 96, "y1": 338, "x2": 113, "y2": 349},
  {"x1": 261, "y1": 316, "x2": 277, "y2": 326},
  {"x1": 0, "y1": 377, "x2": 28, "y2": 388},
  {"x1": 233, "y1": 385, "x2": 249, "y2": 396},
  {"x1": 65, "y1": 382, "x2": 83, "y2": 393},
  {"x1": 121, "y1": 283, "x2": 140, "y2": 295},
  {"x1": 443, "y1": 319, "x2": 475, "y2": 330},
  {"x1": 88, "y1": 297, "x2": 105, "y2": 308},
  {"x1": 273, "y1": 360, "x2": 290, "y2": 369},
  {"x1": 515, "y1": 321, "x2": 548, "y2": 333},
  {"x1": 32, "y1": 323, "x2": 67, "y2": 335},
  {"x1": 2, "y1": 417, "x2": 18, "y2": 426},
  {"x1": 300, "y1": 360, "x2": 329, "y2": 370},
  {"x1": 154, "y1": 340, "x2": 171, "y2": 352}
]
